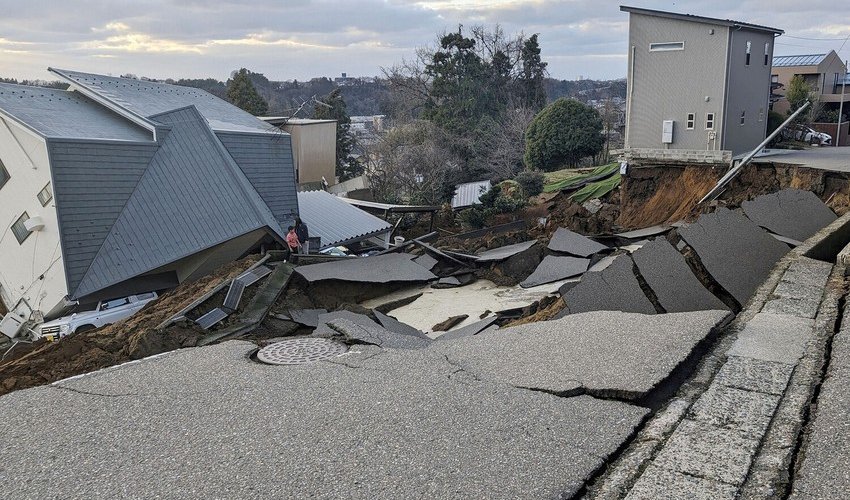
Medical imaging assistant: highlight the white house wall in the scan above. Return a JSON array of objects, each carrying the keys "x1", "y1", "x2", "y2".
[{"x1": 0, "y1": 118, "x2": 68, "y2": 320}]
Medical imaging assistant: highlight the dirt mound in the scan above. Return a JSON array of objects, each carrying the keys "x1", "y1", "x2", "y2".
[{"x1": 0, "y1": 255, "x2": 259, "y2": 396}]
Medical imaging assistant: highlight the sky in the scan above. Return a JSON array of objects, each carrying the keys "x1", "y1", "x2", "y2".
[{"x1": 0, "y1": 0, "x2": 849, "y2": 83}]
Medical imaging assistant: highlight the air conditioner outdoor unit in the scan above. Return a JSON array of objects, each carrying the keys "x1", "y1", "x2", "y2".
[
  {"x1": 0, "y1": 313, "x2": 25, "y2": 339},
  {"x1": 24, "y1": 216, "x2": 45, "y2": 232}
]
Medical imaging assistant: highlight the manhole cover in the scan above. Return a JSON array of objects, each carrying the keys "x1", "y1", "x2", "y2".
[{"x1": 256, "y1": 338, "x2": 348, "y2": 365}]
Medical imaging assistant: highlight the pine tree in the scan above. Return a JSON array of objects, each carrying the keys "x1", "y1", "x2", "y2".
[
  {"x1": 520, "y1": 34, "x2": 548, "y2": 111},
  {"x1": 226, "y1": 68, "x2": 269, "y2": 116}
]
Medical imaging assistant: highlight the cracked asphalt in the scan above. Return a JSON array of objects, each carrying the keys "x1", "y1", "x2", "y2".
[{"x1": 0, "y1": 310, "x2": 730, "y2": 499}]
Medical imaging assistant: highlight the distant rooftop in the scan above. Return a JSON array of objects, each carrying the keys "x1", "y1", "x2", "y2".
[
  {"x1": 620, "y1": 5, "x2": 783, "y2": 35},
  {"x1": 772, "y1": 54, "x2": 828, "y2": 67},
  {"x1": 0, "y1": 83, "x2": 151, "y2": 141},
  {"x1": 49, "y1": 68, "x2": 276, "y2": 134}
]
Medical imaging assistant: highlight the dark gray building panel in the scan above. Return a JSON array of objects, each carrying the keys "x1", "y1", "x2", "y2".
[
  {"x1": 48, "y1": 139, "x2": 158, "y2": 293},
  {"x1": 72, "y1": 106, "x2": 279, "y2": 299},
  {"x1": 217, "y1": 131, "x2": 298, "y2": 227}
]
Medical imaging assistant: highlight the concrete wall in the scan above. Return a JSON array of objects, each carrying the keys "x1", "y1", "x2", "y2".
[
  {"x1": 0, "y1": 117, "x2": 68, "y2": 320},
  {"x1": 282, "y1": 121, "x2": 336, "y2": 185},
  {"x1": 722, "y1": 29, "x2": 775, "y2": 155},
  {"x1": 626, "y1": 14, "x2": 729, "y2": 151}
]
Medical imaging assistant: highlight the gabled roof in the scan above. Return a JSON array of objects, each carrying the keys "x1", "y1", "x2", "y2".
[
  {"x1": 56, "y1": 106, "x2": 284, "y2": 299},
  {"x1": 772, "y1": 54, "x2": 828, "y2": 67},
  {"x1": 620, "y1": 5, "x2": 784, "y2": 35},
  {"x1": 297, "y1": 190, "x2": 391, "y2": 248},
  {"x1": 0, "y1": 83, "x2": 150, "y2": 141},
  {"x1": 49, "y1": 68, "x2": 276, "y2": 134}
]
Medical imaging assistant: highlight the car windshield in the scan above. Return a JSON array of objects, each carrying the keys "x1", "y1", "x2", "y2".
[{"x1": 100, "y1": 297, "x2": 130, "y2": 311}]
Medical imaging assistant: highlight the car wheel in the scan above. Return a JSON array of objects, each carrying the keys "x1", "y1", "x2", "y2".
[{"x1": 74, "y1": 324, "x2": 97, "y2": 334}]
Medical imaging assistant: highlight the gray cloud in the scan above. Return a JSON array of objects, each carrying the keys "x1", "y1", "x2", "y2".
[{"x1": 0, "y1": 0, "x2": 847, "y2": 83}]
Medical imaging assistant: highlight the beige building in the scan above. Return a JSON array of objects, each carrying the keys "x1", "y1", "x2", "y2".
[
  {"x1": 771, "y1": 51, "x2": 848, "y2": 115},
  {"x1": 622, "y1": 6, "x2": 783, "y2": 156},
  {"x1": 263, "y1": 117, "x2": 337, "y2": 186}
]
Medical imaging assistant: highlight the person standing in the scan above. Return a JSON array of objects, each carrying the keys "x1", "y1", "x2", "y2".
[
  {"x1": 294, "y1": 217, "x2": 310, "y2": 254},
  {"x1": 285, "y1": 225, "x2": 301, "y2": 262}
]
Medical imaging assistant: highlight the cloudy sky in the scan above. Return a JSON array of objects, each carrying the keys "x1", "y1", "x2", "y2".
[{"x1": 1, "y1": 0, "x2": 848, "y2": 83}]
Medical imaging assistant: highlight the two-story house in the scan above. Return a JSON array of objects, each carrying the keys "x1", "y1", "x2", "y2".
[{"x1": 621, "y1": 6, "x2": 783, "y2": 157}]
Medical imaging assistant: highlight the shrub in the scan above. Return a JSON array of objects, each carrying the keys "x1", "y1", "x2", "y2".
[
  {"x1": 524, "y1": 98, "x2": 604, "y2": 171},
  {"x1": 514, "y1": 170, "x2": 545, "y2": 197}
]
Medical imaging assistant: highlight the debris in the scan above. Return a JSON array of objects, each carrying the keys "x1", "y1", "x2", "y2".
[
  {"x1": 432, "y1": 315, "x2": 469, "y2": 332},
  {"x1": 288, "y1": 309, "x2": 328, "y2": 328},
  {"x1": 587, "y1": 254, "x2": 618, "y2": 273},
  {"x1": 436, "y1": 316, "x2": 499, "y2": 341},
  {"x1": 475, "y1": 240, "x2": 538, "y2": 262},
  {"x1": 434, "y1": 277, "x2": 461, "y2": 288},
  {"x1": 326, "y1": 318, "x2": 432, "y2": 349},
  {"x1": 678, "y1": 208, "x2": 789, "y2": 307},
  {"x1": 741, "y1": 188, "x2": 837, "y2": 242},
  {"x1": 372, "y1": 293, "x2": 424, "y2": 315},
  {"x1": 558, "y1": 255, "x2": 656, "y2": 317},
  {"x1": 631, "y1": 239, "x2": 729, "y2": 313},
  {"x1": 520, "y1": 255, "x2": 590, "y2": 288},
  {"x1": 547, "y1": 227, "x2": 609, "y2": 257},
  {"x1": 569, "y1": 172, "x2": 621, "y2": 203},
  {"x1": 412, "y1": 254, "x2": 439, "y2": 271},
  {"x1": 295, "y1": 253, "x2": 436, "y2": 284},
  {"x1": 615, "y1": 225, "x2": 672, "y2": 240},
  {"x1": 582, "y1": 198, "x2": 603, "y2": 214},
  {"x1": 373, "y1": 311, "x2": 430, "y2": 339}
]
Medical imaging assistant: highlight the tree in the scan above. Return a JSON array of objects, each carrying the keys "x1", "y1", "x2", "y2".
[
  {"x1": 519, "y1": 34, "x2": 548, "y2": 111},
  {"x1": 226, "y1": 68, "x2": 269, "y2": 116},
  {"x1": 785, "y1": 75, "x2": 816, "y2": 123},
  {"x1": 314, "y1": 89, "x2": 361, "y2": 181},
  {"x1": 524, "y1": 98, "x2": 604, "y2": 171}
]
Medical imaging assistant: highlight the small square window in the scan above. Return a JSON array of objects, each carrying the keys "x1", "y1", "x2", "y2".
[
  {"x1": 740, "y1": 110, "x2": 746, "y2": 126},
  {"x1": 11, "y1": 212, "x2": 30, "y2": 245},
  {"x1": 771, "y1": 74, "x2": 779, "y2": 83},
  {"x1": 37, "y1": 183, "x2": 52, "y2": 206},
  {"x1": 686, "y1": 113, "x2": 695, "y2": 130},
  {"x1": 706, "y1": 113, "x2": 715, "y2": 130},
  {"x1": 0, "y1": 159, "x2": 9, "y2": 190}
]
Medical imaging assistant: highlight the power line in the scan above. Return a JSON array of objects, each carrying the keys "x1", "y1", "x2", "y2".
[{"x1": 784, "y1": 35, "x2": 850, "y2": 41}]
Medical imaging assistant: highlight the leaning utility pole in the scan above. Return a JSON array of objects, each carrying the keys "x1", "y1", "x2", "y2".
[{"x1": 837, "y1": 60, "x2": 847, "y2": 147}]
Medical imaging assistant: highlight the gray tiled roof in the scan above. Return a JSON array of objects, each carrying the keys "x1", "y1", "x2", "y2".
[
  {"x1": 50, "y1": 68, "x2": 276, "y2": 133},
  {"x1": 772, "y1": 54, "x2": 827, "y2": 67},
  {"x1": 67, "y1": 106, "x2": 284, "y2": 299},
  {"x1": 0, "y1": 83, "x2": 151, "y2": 141},
  {"x1": 297, "y1": 190, "x2": 391, "y2": 248}
]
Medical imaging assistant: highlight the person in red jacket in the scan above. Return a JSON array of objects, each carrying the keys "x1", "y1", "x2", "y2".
[{"x1": 284, "y1": 225, "x2": 300, "y2": 262}]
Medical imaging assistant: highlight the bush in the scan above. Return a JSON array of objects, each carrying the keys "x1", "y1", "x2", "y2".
[
  {"x1": 514, "y1": 170, "x2": 545, "y2": 197},
  {"x1": 524, "y1": 98, "x2": 604, "y2": 171}
]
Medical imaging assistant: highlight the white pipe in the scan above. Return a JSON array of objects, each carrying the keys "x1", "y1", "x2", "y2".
[{"x1": 837, "y1": 60, "x2": 847, "y2": 147}]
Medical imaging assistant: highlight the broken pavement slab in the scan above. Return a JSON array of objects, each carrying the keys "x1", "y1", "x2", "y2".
[
  {"x1": 0, "y1": 341, "x2": 649, "y2": 499},
  {"x1": 547, "y1": 227, "x2": 608, "y2": 257},
  {"x1": 326, "y1": 318, "x2": 432, "y2": 349},
  {"x1": 520, "y1": 255, "x2": 589, "y2": 288},
  {"x1": 312, "y1": 311, "x2": 380, "y2": 336},
  {"x1": 741, "y1": 188, "x2": 837, "y2": 242},
  {"x1": 288, "y1": 308, "x2": 328, "y2": 328},
  {"x1": 294, "y1": 253, "x2": 437, "y2": 284},
  {"x1": 474, "y1": 240, "x2": 538, "y2": 262},
  {"x1": 435, "y1": 316, "x2": 499, "y2": 341},
  {"x1": 631, "y1": 238, "x2": 728, "y2": 313},
  {"x1": 373, "y1": 310, "x2": 430, "y2": 339},
  {"x1": 558, "y1": 254, "x2": 657, "y2": 316},
  {"x1": 412, "y1": 253, "x2": 438, "y2": 271},
  {"x1": 678, "y1": 208, "x2": 789, "y2": 307},
  {"x1": 432, "y1": 309, "x2": 731, "y2": 399}
]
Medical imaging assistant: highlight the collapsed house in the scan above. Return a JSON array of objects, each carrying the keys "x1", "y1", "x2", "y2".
[{"x1": 0, "y1": 69, "x2": 298, "y2": 326}]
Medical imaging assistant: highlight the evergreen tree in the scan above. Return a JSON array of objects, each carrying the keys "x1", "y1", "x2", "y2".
[
  {"x1": 524, "y1": 98, "x2": 604, "y2": 170},
  {"x1": 226, "y1": 68, "x2": 269, "y2": 116},
  {"x1": 520, "y1": 34, "x2": 548, "y2": 111},
  {"x1": 315, "y1": 89, "x2": 361, "y2": 181}
]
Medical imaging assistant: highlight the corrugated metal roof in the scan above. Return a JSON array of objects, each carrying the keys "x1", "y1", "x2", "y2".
[
  {"x1": 452, "y1": 180, "x2": 491, "y2": 209},
  {"x1": 297, "y1": 190, "x2": 391, "y2": 248},
  {"x1": 772, "y1": 54, "x2": 827, "y2": 67},
  {"x1": 50, "y1": 68, "x2": 276, "y2": 134},
  {"x1": 69, "y1": 106, "x2": 283, "y2": 299},
  {"x1": 0, "y1": 83, "x2": 151, "y2": 141}
]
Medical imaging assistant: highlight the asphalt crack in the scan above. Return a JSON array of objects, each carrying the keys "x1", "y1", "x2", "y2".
[{"x1": 50, "y1": 384, "x2": 136, "y2": 398}]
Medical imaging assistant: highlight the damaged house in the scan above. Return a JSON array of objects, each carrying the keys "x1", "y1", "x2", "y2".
[{"x1": 0, "y1": 69, "x2": 297, "y2": 324}]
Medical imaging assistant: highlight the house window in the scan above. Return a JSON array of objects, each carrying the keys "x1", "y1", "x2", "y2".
[
  {"x1": 771, "y1": 74, "x2": 779, "y2": 83},
  {"x1": 746, "y1": 41, "x2": 752, "y2": 65},
  {"x1": 0, "y1": 159, "x2": 9, "y2": 190},
  {"x1": 740, "y1": 111, "x2": 746, "y2": 126},
  {"x1": 11, "y1": 212, "x2": 30, "y2": 244},
  {"x1": 764, "y1": 42, "x2": 770, "y2": 65},
  {"x1": 37, "y1": 183, "x2": 52, "y2": 206},
  {"x1": 706, "y1": 113, "x2": 715, "y2": 130},
  {"x1": 758, "y1": 108, "x2": 765, "y2": 122},
  {"x1": 686, "y1": 113, "x2": 695, "y2": 130},
  {"x1": 649, "y1": 41, "x2": 685, "y2": 52}
]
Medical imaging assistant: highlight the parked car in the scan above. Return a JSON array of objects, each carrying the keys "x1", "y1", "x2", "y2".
[
  {"x1": 37, "y1": 292, "x2": 158, "y2": 341},
  {"x1": 787, "y1": 125, "x2": 832, "y2": 145}
]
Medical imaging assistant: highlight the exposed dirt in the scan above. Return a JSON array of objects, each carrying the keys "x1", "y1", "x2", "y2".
[
  {"x1": 619, "y1": 166, "x2": 721, "y2": 228},
  {"x1": 0, "y1": 256, "x2": 260, "y2": 397},
  {"x1": 503, "y1": 297, "x2": 566, "y2": 328}
]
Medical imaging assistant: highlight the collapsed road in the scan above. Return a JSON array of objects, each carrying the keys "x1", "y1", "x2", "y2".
[{"x1": 2, "y1": 185, "x2": 850, "y2": 499}]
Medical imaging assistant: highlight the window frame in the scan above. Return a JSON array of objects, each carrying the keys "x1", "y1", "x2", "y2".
[
  {"x1": 740, "y1": 110, "x2": 746, "y2": 126},
  {"x1": 0, "y1": 159, "x2": 9, "y2": 191},
  {"x1": 11, "y1": 212, "x2": 31, "y2": 245},
  {"x1": 649, "y1": 41, "x2": 685, "y2": 52},
  {"x1": 686, "y1": 113, "x2": 695, "y2": 130},
  {"x1": 37, "y1": 183, "x2": 52, "y2": 207},
  {"x1": 746, "y1": 40, "x2": 752, "y2": 66},
  {"x1": 764, "y1": 42, "x2": 770, "y2": 66},
  {"x1": 758, "y1": 108, "x2": 765, "y2": 123},
  {"x1": 706, "y1": 113, "x2": 715, "y2": 130}
]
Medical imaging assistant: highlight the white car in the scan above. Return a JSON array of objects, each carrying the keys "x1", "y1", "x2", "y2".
[
  {"x1": 792, "y1": 125, "x2": 832, "y2": 145},
  {"x1": 37, "y1": 292, "x2": 158, "y2": 341}
]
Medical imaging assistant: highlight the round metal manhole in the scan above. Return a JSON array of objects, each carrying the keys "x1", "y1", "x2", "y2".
[{"x1": 256, "y1": 338, "x2": 348, "y2": 365}]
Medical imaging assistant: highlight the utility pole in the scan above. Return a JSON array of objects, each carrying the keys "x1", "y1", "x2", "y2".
[{"x1": 837, "y1": 60, "x2": 847, "y2": 147}]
